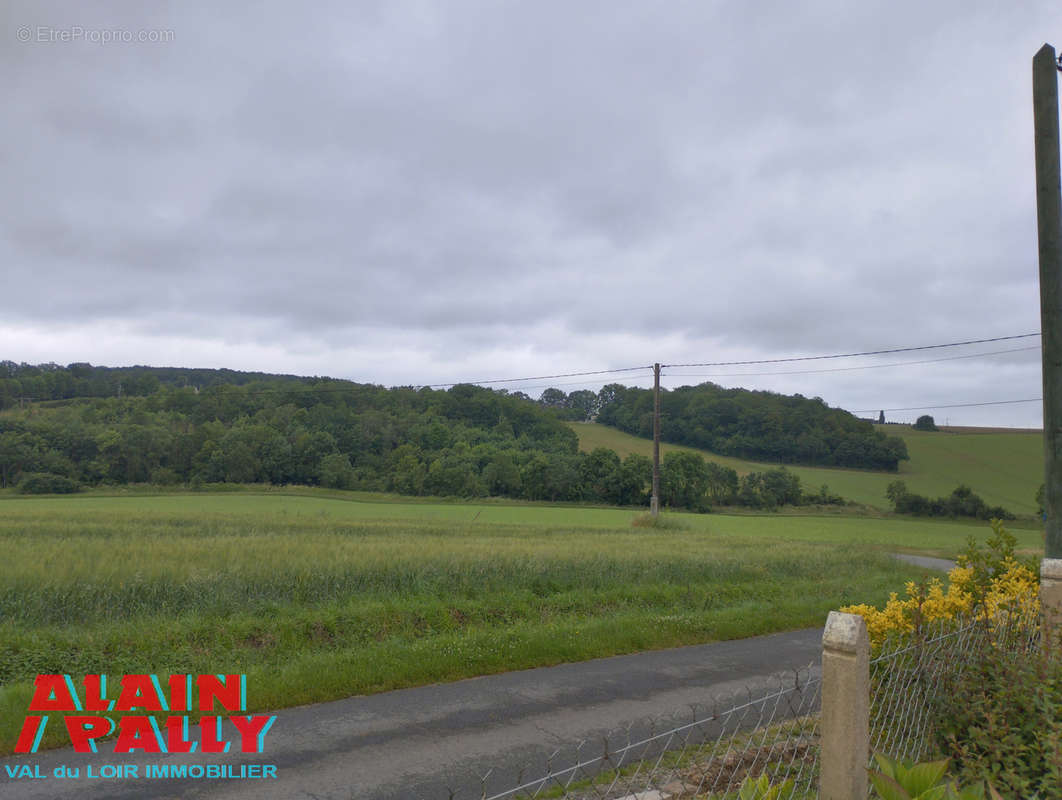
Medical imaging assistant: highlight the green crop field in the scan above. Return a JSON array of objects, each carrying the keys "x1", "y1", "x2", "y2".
[
  {"x1": 571, "y1": 422, "x2": 1043, "y2": 515},
  {"x1": 0, "y1": 489, "x2": 1028, "y2": 754}
]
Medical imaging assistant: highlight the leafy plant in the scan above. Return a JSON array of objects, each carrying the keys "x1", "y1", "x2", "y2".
[
  {"x1": 930, "y1": 635, "x2": 1062, "y2": 798},
  {"x1": 737, "y1": 774, "x2": 795, "y2": 800},
  {"x1": 868, "y1": 753, "x2": 999, "y2": 799}
]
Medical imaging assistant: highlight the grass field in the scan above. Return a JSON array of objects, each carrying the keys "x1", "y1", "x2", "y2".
[
  {"x1": 572, "y1": 422, "x2": 1043, "y2": 515},
  {"x1": 0, "y1": 489, "x2": 1026, "y2": 754}
]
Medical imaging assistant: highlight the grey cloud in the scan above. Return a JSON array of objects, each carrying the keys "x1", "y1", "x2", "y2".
[{"x1": 1, "y1": 0, "x2": 1058, "y2": 424}]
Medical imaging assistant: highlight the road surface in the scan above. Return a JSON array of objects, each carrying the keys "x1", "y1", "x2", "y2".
[{"x1": 1, "y1": 629, "x2": 822, "y2": 800}]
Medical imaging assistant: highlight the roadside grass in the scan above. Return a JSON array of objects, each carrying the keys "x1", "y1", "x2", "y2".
[
  {"x1": 0, "y1": 493, "x2": 968, "y2": 755},
  {"x1": 571, "y1": 422, "x2": 1042, "y2": 515}
]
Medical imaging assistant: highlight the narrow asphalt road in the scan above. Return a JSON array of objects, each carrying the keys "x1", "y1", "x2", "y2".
[
  {"x1": 891, "y1": 553, "x2": 957, "y2": 572},
  {"x1": 1, "y1": 629, "x2": 822, "y2": 800}
]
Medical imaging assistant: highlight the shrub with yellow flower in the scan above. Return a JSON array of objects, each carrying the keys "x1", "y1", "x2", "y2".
[{"x1": 841, "y1": 521, "x2": 1038, "y2": 647}]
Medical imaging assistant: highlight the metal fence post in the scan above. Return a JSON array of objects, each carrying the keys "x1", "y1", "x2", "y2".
[
  {"x1": 1041, "y1": 559, "x2": 1062, "y2": 640},
  {"x1": 821, "y1": 611, "x2": 870, "y2": 800}
]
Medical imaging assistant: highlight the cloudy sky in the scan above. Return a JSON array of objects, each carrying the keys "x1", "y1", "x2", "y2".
[{"x1": 2, "y1": 1, "x2": 1059, "y2": 426}]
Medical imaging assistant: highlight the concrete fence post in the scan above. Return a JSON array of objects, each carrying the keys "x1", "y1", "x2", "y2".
[
  {"x1": 1040, "y1": 559, "x2": 1062, "y2": 640},
  {"x1": 821, "y1": 611, "x2": 870, "y2": 800}
]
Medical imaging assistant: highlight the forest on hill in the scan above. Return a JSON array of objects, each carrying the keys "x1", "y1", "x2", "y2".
[
  {"x1": 0, "y1": 374, "x2": 600, "y2": 499},
  {"x1": 0, "y1": 362, "x2": 892, "y2": 507},
  {"x1": 587, "y1": 382, "x2": 909, "y2": 470}
]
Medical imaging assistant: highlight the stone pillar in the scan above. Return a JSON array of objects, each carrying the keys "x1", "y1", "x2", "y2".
[
  {"x1": 1041, "y1": 559, "x2": 1062, "y2": 641},
  {"x1": 820, "y1": 611, "x2": 870, "y2": 800}
]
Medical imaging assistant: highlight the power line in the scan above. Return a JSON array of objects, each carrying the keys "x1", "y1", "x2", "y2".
[
  {"x1": 5, "y1": 331, "x2": 1042, "y2": 402},
  {"x1": 853, "y1": 398, "x2": 1042, "y2": 413},
  {"x1": 662, "y1": 345, "x2": 1040, "y2": 380},
  {"x1": 422, "y1": 365, "x2": 652, "y2": 389},
  {"x1": 433, "y1": 333, "x2": 1039, "y2": 390},
  {"x1": 662, "y1": 333, "x2": 1040, "y2": 369}
]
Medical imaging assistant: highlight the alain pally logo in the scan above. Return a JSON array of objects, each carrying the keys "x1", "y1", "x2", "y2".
[{"x1": 14, "y1": 674, "x2": 276, "y2": 755}]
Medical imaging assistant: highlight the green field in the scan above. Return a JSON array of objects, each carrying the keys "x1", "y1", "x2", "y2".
[
  {"x1": 0, "y1": 489, "x2": 1025, "y2": 754},
  {"x1": 572, "y1": 422, "x2": 1043, "y2": 514}
]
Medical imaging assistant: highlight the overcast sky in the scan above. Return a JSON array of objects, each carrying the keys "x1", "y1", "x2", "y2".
[{"x1": 2, "y1": 1, "x2": 1059, "y2": 426}]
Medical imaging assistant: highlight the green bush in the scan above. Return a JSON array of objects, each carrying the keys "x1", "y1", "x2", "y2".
[
  {"x1": 930, "y1": 636, "x2": 1062, "y2": 797},
  {"x1": 630, "y1": 512, "x2": 688, "y2": 530},
  {"x1": 884, "y1": 481, "x2": 1013, "y2": 521},
  {"x1": 16, "y1": 472, "x2": 81, "y2": 494},
  {"x1": 150, "y1": 466, "x2": 181, "y2": 486}
]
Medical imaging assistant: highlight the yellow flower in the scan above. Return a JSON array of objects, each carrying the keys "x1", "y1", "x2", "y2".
[{"x1": 841, "y1": 557, "x2": 1035, "y2": 647}]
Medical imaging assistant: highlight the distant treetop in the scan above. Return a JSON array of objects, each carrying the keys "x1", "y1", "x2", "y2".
[{"x1": 913, "y1": 414, "x2": 939, "y2": 432}]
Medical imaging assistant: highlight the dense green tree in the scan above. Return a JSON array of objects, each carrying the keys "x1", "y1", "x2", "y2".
[
  {"x1": 704, "y1": 462, "x2": 739, "y2": 505},
  {"x1": 579, "y1": 448, "x2": 621, "y2": 504},
  {"x1": 616, "y1": 453, "x2": 652, "y2": 506},
  {"x1": 318, "y1": 453, "x2": 355, "y2": 489},
  {"x1": 483, "y1": 451, "x2": 521, "y2": 496},
  {"x1": 661, "y1": 451, "x2": 710, "y2": 511},
  {"x1": 389, "y1": 445, "x2": 427, "y2": 495},
  {"x1": 567, "y1": 390, "x2": 599, "y2": 421},
  {"x1": 913, "y1": 414, "x2": 938, "y2": 431},
  {"x1": 539, "y1": 388, "x2": 568, "y2": 408}
]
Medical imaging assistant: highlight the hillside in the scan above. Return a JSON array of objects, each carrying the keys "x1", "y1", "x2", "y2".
[{"x1": 571, "y1": 422, "x2": 1042, "y2": 514}]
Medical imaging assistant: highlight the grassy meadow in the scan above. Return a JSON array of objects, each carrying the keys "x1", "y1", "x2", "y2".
[
  {"x1": 0, "y1": 489, "x2": 1025, "y2": 754},
  {"x1": 572, "y1": 422, "x2": 1043, "y2": 515}
]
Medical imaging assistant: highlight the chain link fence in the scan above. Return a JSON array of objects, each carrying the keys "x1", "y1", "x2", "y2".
[
  {"x1": 450, "y1": 667, "x2": 821, "y2": 800},
  {"x1": 869, "y1": 609, "x2": 1041, "y2": 765},
  {"x1": 451, "y1": 603, "x2": 1043, "y2": 800}
]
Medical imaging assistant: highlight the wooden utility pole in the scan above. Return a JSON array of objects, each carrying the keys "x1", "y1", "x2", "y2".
[
  {"x1": 650, "y1": 363, "x2": 661, "y2": 516},
  {"x1": 1034, "y1": 43, "x2": 1062, "y2": 557}
]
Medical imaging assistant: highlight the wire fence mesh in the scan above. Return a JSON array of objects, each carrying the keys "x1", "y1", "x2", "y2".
[
  {"x1": 868, "y1": 608, "x2": 1041, "y2": 764},
  {"x1": 455, "y1": 667, "x2": 822, "y2": 800},
  {"x1": 459, "y1": 607, "x2": 1042, "y2": 800}
]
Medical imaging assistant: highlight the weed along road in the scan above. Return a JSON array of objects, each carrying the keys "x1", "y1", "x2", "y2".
[{"x1": 0, "y1": 628, "x2": 822, "y2": 800}]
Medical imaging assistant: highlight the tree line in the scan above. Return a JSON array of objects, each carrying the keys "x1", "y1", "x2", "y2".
[
  {"x1": 885, "y1": 481, "x2": 1013, "y2": 520},
  {"x1": 0, "y1": 361, "x2": 308, "y2": 408},
  {"x1": 540, "y1": 382, "x2": 909, "y2": 471},
  {"x1": 3, "y1": 363, "x2": 909, "y2": 472},
  {"x1": 0, "y1": 364, "x2": 833, "y2": 511}
]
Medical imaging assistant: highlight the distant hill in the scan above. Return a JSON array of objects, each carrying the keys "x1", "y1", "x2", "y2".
[{"x1": 571, "y1": 422, "x2": 1041, "y2": 514}]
